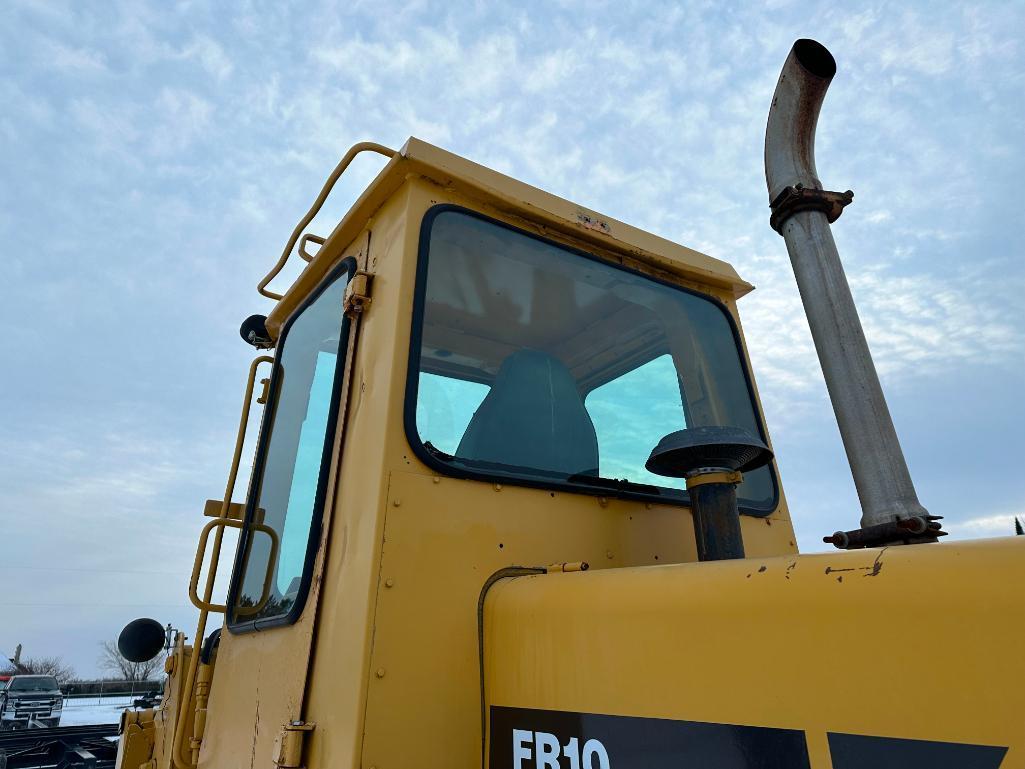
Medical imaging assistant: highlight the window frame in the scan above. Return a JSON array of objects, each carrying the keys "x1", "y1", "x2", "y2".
[
  {"x1": 227, "y1": 257, "x2": 357, "y2": 634},
  {"x1": 403, "y1": 205, "x2": 779, "y2": 517}
]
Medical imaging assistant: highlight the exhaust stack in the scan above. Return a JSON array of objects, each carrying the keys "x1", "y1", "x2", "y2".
[{"x1": 765, "y1": 40, "x2": 933, "y2": 536}]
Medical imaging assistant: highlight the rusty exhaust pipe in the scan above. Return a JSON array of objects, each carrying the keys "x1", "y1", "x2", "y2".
[{"x1": 765, "y1": 40, "x2": 937, "y2": 545}]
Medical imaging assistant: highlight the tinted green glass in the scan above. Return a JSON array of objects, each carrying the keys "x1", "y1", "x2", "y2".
[
  {"x1": 412, "y1": 211, "x2": 775, "y2": 510},
  {"x1": 232, "y1": 271, "x2": 349, "y2": 624}
]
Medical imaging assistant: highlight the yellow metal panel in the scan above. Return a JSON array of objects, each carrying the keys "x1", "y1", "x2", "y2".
[
  {"x1": 485, "y1": 538, "x2": 1025, "y2": 765},
  {"x1": 299, "y1": 185, "x2": 419, "y2": 769},
  {"x1": 358, "y1": 469, "x2": 792, "y2": 769}
]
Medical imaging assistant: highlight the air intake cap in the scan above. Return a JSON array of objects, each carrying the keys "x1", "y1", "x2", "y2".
[{"x1": 646, "y1": 426, "x2": 773, "y2": 478}]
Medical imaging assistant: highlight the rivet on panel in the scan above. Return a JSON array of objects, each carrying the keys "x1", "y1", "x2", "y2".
[
  {"x1": 385, "y1": 578, "x2": 395, "y2": 588},
  {"x1": 606, "y1": 550, "x2": 614, "y2": 560},
  {"x1": 598, "y1": 497, "x2": 609, "y2": 508},
  {"x1": 376, "y1": 668, "x2": 386, "y2": 678},
  {"x1": 392, "y1": 499, "x2": 401, "y2": 507},
  {"x1": 433, "y1": 476, "x2": 441, "y2": 484},
  {"x1": 494, "y1": 483, "x2": 503, "y2": 491}
]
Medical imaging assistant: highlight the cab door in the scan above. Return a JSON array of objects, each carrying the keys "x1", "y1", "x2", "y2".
[{"x1": 196, "y1": 233, "x2": 370, "y2": 768}]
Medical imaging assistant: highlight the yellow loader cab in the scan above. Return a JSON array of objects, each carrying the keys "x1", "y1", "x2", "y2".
[{"x1": 113, "y1": 40, "x2": 1024, "y2": 769}]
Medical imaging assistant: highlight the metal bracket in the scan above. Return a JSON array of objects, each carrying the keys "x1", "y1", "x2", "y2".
[
  {"x1": 823, "y1": 515, "x2": 946, "y2": 549},
  {"x1": 203, "y1": 499, "x2": 246, "y2": 520},
  {"x1": 256, "y1": 377, "x2": 271, "y2": 405},
  {"x1": 684, "y1": 470, "x2": 743, "y2": 489},
  {"x1": 298, "y1": 233, "x2": 325, "y2": 263},
  {"x1": 273, "y1": 721, "x2": 316, "y2": 768},
  {"x1": 769, "y1": 185, "x2": 853, "y2": 234},
  {"x1": 343, "y1": 270, "x2": 373, "y2": 317}
]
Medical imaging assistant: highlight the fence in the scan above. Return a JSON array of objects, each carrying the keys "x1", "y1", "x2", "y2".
[{"x1": 62, "y1": 679, "x2": 161, "y2": 701}]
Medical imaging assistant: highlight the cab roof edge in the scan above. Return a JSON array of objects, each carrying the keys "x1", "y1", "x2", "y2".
[
  {"x1": 398, "y1": 137, "x2": 753, "y2": 295},
  {"x1": 264, "y1": 138, "x2": 755, "y2": 337}
]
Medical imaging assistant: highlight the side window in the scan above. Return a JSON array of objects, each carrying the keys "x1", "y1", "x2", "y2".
[
  {"x1": 229, "y1": 262, "x2": 353, "y2": 630},
  {"x1": 585, "y1": 355, "x2": 686, "y2": 487}
]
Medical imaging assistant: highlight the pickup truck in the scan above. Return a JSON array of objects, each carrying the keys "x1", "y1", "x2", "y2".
[{"x1": 0, "y1": 675, "x2": 63, "y2": 729}]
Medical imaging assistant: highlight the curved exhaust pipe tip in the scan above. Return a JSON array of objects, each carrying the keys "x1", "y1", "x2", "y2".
[{"x1": 765, "y1": 39, "x2": 838, "y2": 203}]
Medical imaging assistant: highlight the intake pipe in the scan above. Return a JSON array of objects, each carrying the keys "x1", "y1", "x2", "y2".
[{"x1": 765, "y1": 40, "x2": 932, "y2": 534}]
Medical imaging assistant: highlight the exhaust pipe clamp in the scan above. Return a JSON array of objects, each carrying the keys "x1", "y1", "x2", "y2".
[{"x1": 769, "y1": 184, "x2": 854, "y2": 234}]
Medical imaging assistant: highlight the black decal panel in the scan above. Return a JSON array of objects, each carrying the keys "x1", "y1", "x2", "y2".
[
  {"x1": 828, "y1": 732, "x2": 1007, "y2": 769},
  {"x1": 489, "y1": 706, "x2": 810, "y2": 769}
]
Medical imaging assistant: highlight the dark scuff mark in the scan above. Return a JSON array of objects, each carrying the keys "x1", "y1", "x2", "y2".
[
  {"x1": 863, "y1": 547, "x2": 887, "y2": 577},
  {"x1": 758, "y1": 565, "x2": 767, "y2": 573},
  {"x1": 823, "y1": 547, "x2": 887, "y2": 581},
  {"x1": 250, "y1": 689, "x2": 261, "y2": 769},
  {"x1": 784, "y1": 560, "x2": 797, "y2": 580}
]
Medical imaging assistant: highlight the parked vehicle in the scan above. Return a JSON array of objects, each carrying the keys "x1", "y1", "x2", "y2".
[{"x1": 0, "y1": 675, "x2": 63, "y2": 730}]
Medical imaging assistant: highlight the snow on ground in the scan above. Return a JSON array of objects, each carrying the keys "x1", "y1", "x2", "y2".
[{"x1": 60, "y1": 696, "x2": 133, "y2": 726}]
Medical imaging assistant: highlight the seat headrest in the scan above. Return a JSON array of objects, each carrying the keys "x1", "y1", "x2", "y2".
[{"x1": 456, "y1": 349, "x2": 599, "y2": 477}]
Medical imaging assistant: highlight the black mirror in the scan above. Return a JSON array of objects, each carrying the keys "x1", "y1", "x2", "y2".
[
  {"x1": 240, "y1": 314, "x2": 273, "y2": 348},
  {"x1": 118, "y1": 617, "x2": 166, "y2": 663}
]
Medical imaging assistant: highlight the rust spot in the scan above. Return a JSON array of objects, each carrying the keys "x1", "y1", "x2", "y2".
[
  {"x1": 765, "y1": 518, "x2": 772, "y2": 526},
  {"x1": 576, "y1": 211, "x2": 611, "y2": 233},
  {"x1": 836, "y1": 575, "x2": 843, "y2": 583},
  {"x1": 784, "y1": 560, "x2": 797, "y2": 580},
  {"x1": 758, "y1": 565, "x2": 767, "y2": 573}
]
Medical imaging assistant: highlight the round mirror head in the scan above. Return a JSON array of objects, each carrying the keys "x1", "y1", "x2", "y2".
[
  {"x1": 239, "y1": 314, "x2": 273, "y2": 349},
  {"x1": 118, "y1": 618, "x2": 166, "y2": 663},
  {"x1": 645, "y1": 426, "x2": 773, "y2": 478}
]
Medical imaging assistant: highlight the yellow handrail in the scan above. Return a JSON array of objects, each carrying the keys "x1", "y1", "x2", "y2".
[
  {"x1": 172, "y1": 355, "x2": 273, "y2": 769},
  {"x1": 189, "y1": 518, "x2": 279, "y2": 614},
  {"x1": 257, "y1": 141, "x2": 396, "y2": 301}
]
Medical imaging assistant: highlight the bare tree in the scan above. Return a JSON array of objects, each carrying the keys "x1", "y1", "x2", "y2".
[
  {"x1": 98, "y1": 640, "x2": 162, "y2": 682},
  {"x1": 1, "y1": 656, "x2": 76, "y2": 685}
]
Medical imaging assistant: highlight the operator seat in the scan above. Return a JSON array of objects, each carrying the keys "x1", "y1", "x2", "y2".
[{"x1": 455, "y1": 349, "x2": 599, "y2": 477}]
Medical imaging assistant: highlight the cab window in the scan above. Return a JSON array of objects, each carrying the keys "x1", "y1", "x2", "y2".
[
  {"x1": 406, "y1": 208, "x2": 776, "y2": 513},
  {"x1": 228, "y1": 260, "x2": 354, "y2": 630}
]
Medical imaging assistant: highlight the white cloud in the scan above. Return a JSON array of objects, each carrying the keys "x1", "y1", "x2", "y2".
[
  {"x1": 181, "y1": 35, "x2": 233, "y2": 81},
  {"x1": 947, "y1": 512, "x2": 1024, "y2": 539},
  {"x1": 41, "y1": 40, "x2": 108, "y2": 73},
  {"x1": 150, "y1": 88, "x2": 214, "y2": 154}
]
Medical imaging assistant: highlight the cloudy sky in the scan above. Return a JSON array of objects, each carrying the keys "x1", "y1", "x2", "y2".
[{"x1": 2, "y1": 0, "x2": 1022, "y2": 677}]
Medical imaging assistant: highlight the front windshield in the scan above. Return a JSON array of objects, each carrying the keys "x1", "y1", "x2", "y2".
[
  {"x1": 409, "y1": 209, "x2": 775, "y2": 512},
  {"x1": 8, "y1": 676, "x2": 59, "y2": 692}
]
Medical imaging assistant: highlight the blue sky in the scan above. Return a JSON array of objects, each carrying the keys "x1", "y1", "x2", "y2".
[{"x1": 1, "y1": 0, "x2": 1022, "y2": 677}]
